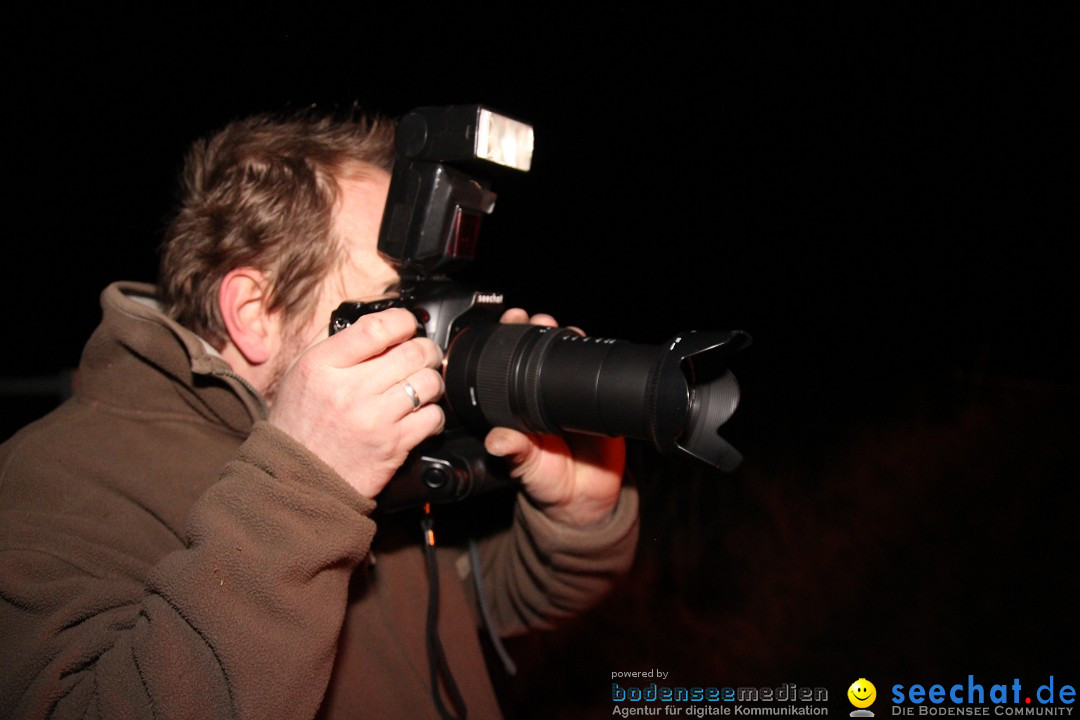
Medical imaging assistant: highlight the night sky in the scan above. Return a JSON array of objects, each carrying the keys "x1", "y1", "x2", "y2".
[{"x1": 3, "y1": 7, "x2": 1077, "y2": 718}]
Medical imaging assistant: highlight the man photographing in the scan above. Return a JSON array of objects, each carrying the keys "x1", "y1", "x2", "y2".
[{"x1": 0, "y1": 107, "x2": 639, "y2": 719}]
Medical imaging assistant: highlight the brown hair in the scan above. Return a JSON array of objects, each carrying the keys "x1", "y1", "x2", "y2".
[{"x1": 158, "y1": 107, "x2": 395, "y2": 348}]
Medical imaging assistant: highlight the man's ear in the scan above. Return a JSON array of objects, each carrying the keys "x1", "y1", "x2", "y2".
[{"x1": 219, "y1": 268, "x2": 277, "y2": 366}]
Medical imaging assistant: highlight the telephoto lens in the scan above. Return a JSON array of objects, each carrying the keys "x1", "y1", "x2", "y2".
[{"x1": 442, "y1": 323, "x2": 751, "y2": 471}]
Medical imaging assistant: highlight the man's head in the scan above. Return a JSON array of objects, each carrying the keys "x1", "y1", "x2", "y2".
[{"x1": 159, "y1": 108, "x2": 401, "y2": 399}]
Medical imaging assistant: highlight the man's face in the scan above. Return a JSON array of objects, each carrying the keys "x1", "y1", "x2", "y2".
[{"x1": 264, "y1": 167, "x2": 399, "y2": 401}]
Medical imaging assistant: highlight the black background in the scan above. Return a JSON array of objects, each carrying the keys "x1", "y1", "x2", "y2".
[{"x1": 3, "y1": 6, "x2": 1077, "y2": 718}]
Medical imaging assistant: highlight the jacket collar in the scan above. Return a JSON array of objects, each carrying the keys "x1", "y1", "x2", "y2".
[{"x1": 75, "y1": 281, "x2": 266, "y2": 436}]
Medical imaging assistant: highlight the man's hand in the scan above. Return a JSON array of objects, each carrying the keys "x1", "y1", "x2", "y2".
[
  {"x1": 484, "y1": 309, "x2": 626, "y2": 528},
  {"x1": 268, "y1": 308, "x2": 446, "y2": 499}
]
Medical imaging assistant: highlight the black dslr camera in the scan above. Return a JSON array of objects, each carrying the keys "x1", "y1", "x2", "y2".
[{"x1": 331, "y1": 105, "x2": 750, "y2": 512}]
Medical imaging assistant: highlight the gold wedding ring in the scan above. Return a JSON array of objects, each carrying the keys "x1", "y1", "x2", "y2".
[{"x1": 402, "y1": 381, "x2": 421, "y2": 411}]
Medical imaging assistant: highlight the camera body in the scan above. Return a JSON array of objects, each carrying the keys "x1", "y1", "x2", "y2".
[
  {"x1": 331, "y1": 104, "x2": 534, "y2": 511},
  {"x1": 332, "y1": 281, "x2": 516, "y2": 512},
  {"x1": 331, "y1": 105, "x2": 750, "y2": 513}
]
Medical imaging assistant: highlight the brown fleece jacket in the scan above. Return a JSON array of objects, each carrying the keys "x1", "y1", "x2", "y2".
[{"x1": 0, "y1": 282, "x2": 639, "y2": 719}]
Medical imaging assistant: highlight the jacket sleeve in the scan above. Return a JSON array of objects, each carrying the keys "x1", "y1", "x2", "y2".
[
  {"x1": 469, "y1": 484, "x2": 639, "y2": 637},
  {"x1": 0, "y1": 421, "x2": 376, "y2": 720}
]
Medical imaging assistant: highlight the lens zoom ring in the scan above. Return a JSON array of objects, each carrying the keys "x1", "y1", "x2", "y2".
[{"x1": 519, "y1": 328, "x2": 568, "y2": 433}]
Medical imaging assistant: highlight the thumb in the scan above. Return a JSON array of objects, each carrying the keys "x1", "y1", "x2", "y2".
[{"x1": 485, "y1": 427, "x2": 537, "y2": 473}]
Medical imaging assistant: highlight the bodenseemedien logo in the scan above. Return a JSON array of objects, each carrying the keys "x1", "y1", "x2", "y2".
[
  {"x1": 609, "y1": 672, "x2": 829, "y2": 717},
  {"x1": 849, "y1": 679, "x2": 878, "y2": 717}
]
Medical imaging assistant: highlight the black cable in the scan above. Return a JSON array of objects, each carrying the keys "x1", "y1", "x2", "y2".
[
  {"x1": 468, "y1": 540, "x2": 517, "y2": 677},
  {"x1": 422, "y1": 505, "x2": 468, "y2": 720}
]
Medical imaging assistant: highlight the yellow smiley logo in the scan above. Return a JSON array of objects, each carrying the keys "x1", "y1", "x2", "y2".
[{"x1": 848, "y1": 679, "x2": 877, "y2": 708}]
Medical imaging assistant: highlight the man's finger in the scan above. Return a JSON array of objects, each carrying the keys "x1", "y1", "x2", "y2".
[
  {"x1": 317, "y1": 308, "x2": 420, "y2": 368},
  {"x1": 397, "y1": 403, "x2": 447, "y2": 449},
  {"x1": 384, "y1": 367, "x2": 445, "y2": 420},
  {"x1": 499, "y1": 308, "x2": 558, "y2": 328}
]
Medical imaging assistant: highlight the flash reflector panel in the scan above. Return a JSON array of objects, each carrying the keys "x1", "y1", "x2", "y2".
[{"x1": 476, "y1": 108, "x2": 534, "y2": 171}]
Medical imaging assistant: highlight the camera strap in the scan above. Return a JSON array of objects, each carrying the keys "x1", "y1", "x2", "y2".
[
  {"x1": 421, "y1": 503, "x2": 468, "y2": 720},
  {"x1": 468, "y1": 539, "x2": 518, "y2": 678}
]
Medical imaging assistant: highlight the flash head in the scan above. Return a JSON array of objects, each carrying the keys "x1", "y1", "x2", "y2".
[
  {"x1": 396, "y1": 105, "x2": 534, "y2": 170},
  {"x1": 379, "y1": 105, "x2": 534, "y2": 278}
]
